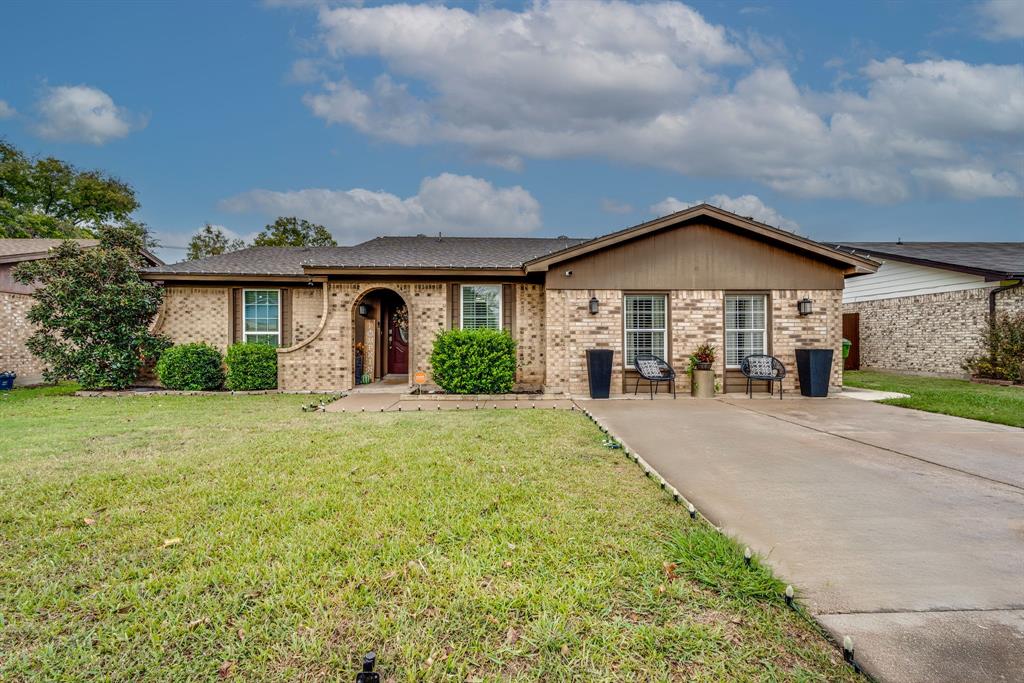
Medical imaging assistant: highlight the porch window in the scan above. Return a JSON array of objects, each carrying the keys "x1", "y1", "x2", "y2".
[
  {"x1": 243, "y1": 289, "x2": 281, "y2": 346},
  {"x1": 461, "y1": 285, "x2": 502, "y2": 330},
  {"x1": 725, "y1": 294, "x2": 766, "y2": 367},
  {"x1": 624, "y1": 294, "x2": 667, "y2": 368}
]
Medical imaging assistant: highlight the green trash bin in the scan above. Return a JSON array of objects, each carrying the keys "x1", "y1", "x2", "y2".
[{"x1": 842, "y1": 338, "x2": 852, "y2": 359}]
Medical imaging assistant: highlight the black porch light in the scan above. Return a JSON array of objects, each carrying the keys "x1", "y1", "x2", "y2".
[
  {"x1": 797, "y1": 297, "x2": 813, "y2": 316},
  {"x1": 358, "y1": 303, "x2": 372, "y2": 317},
  {"x1": 589, "y1": 296, "x2": 599, "y2": 315}
]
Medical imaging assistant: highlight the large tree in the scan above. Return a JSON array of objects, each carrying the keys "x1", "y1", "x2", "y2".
[
  {"x1": 13, "y1": 225, "x2": 169, "y2": 390},
  {"x1": 187, "y1": 223, "x2": 246, "y2": 260},
  {"x1": 251, "y1": 216, "x2": 336, "y2": 247},
  {"x1": 0, "y1": 139, "x2": 139, "y2": 239}
]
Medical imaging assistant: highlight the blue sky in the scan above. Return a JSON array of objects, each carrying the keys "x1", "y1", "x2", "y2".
[{"x1": 1, "y1": 0, "x2": 1021, "y2": 262}]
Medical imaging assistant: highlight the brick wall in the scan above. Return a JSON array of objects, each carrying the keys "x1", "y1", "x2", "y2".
[
  {"x1": 154, "y1": 286, "x2": 232, "y2": 350},
  {"x1": 0, "y1": 291, "x2": 47, "y2": 385},
  {"x1": 277, "y1": 281, "x2": 447, "y2": 391},
  {"x1": 670, "y1": 290, "x2": 725, "y2": 392},
  {"x1": 515, "y1": 283, "x2": 546, "y2": 386},
  {"x1": 843, "y1": 285, "x2": 1023, "y2": 376},
  {"x1": 997, "y1": 284, "x2": 1024, "y2": 316},
  {"x1": 545, "y1": 289, "x2": 624, "y2": 395},
  {"x1": 291, "y1": 286, "x2": 324, "y2": 346},
  {"x1": 772, "y1": 289, "x2": 843, "y2": 391},
  {"x1": 545, "y1": 288, "x2": 843, "y2": 396}
]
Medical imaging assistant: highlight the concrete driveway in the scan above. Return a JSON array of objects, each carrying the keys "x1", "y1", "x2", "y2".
[{"x1": 578, "y1": 396, "x2": 1024, "y2": 683}]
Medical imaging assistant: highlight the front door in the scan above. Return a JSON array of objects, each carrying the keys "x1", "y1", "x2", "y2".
[{"x1": 387, "y1": 303, "x2": 409, "y2": 374}]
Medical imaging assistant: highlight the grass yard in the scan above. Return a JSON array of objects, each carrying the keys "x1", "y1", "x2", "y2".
[
  {"x1": 845, "y1": 370, "x2": 1024, "y2": 428},
  {"x1": 0, "y1": 386, "x2": 855, "y2": 681}
]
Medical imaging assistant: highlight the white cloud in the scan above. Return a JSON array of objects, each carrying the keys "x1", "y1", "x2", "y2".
[
  {"x1": 650, "y1": 194, "x2": 799, "y2": 231},
  {"x1": 600, "y1": 198, "x2": 634, "y2": 214},
  {"x1": 33, "y1": 85, "x2": 145, "y2": 144},
  {"x1": 912, "y1": 166, "x2": 1021, "y2": 199},
  {"x1": 978, "y1": 0, "x2": 1024, "y2": 40},
  {"x1": 219, "y1": 173, "x2": 542, "y2": 243},
  {"x1": 291, "y1": 1, "x2": 1023, "y2": 202},
  {"x1": 0, "y1": 100, "x2": 15, "y2": 119}
]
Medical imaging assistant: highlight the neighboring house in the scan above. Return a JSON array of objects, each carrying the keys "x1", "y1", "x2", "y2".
[
  {"x1": 835, "y1": 242, "x2": 1024, "y2": 377},
  {"x1": 0, "y1": 238, "x2": 163, "y2": 386},
  {"x1": 141, "y1": 205, "x2": 876, "y2": 395}
]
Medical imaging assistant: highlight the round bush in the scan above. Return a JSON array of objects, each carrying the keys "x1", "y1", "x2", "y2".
[
  {"x1": 156, "y1": 343, "x2": 224, "y2": 390},
  {"x1": 225, "y1": 342, "x2": 278, "y2": 391},
  {"x1": 429, "y1": 328, "x2": 517, "y2": 394}
]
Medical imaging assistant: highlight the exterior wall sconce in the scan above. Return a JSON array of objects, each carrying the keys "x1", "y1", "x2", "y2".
[
  {"x1": 797, "y1": 298, "x2": 813, "y2": 316},
  {"x1": 358, "y1": 303, "x2": 372, "y2": 317},
  {"x1": 589, "y1": 297, "x2": 599, "y2": 315}
]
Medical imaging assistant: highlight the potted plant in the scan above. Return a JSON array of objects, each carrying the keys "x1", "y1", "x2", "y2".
[
  {"x1": 691, "y1": 343, "x2": 716, "y2": 371},
  {"x1": 689, "y1": 343, "x2": 716, "y2": 398}
]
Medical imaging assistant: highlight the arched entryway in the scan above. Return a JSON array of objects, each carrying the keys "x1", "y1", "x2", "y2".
[{"x1": 352, "y1": 287, "x2": 410, "y2": 388}]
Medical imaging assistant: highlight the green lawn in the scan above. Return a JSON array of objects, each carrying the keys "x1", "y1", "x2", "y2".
[
  {"x1": 0, "y1": 388, "x2": 854, "y2": 681},
  {"x1": 845, "y1": 370, "x2": 1024, "y2": 428}
]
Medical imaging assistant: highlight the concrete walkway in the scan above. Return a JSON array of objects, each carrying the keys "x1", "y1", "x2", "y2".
[
  {"x1": 578, "y1": 396, "x2": 1024, "y2": 683},
  {"x1": 323, "y1": 393, "x2": 577, "y2": 412}
]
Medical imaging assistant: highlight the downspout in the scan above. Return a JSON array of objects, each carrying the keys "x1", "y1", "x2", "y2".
[{"x1": 989, "y1": 278, "x2": 1023, "y2": 326}]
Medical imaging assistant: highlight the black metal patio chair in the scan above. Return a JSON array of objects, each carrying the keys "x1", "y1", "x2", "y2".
[
  {"x1": 633, "y1": 353, "x2": 676, "y2": 399},
  {"x1": 740, "y1": 354, "x2": 785, "y2": 399}
]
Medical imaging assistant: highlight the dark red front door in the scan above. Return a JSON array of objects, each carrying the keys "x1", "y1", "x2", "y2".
[{"x1": 387, "y1": 305, "x2": 409, "y2": 374}]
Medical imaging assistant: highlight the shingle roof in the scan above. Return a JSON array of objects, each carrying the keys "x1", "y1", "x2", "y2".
[
  {"x1": 145, "y1": 236, "x2": 588, "y2": 276},
  {"x1": 302, "y1": 236, "x2": 588, "y2": 269},
  {"x1": 144, "y1": 246, "x2": 342, "y2": 276},
  {"x1": 0, "y1": 238, "x2": 99, "y2": 260},
  {"x1": 834, "y1": 242, "x2": 1024, "y2": 278}
]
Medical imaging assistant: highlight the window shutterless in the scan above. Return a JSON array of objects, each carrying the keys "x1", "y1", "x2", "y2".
[
  {"x1": 725, "y1": 294, "x2": 767, "y2": 367},
  {"x1": 243, "y1": 289, "x2": 281, "y2": 346},
  {"x1": 460, "y1": 284, "x2": 502, "y2": 330},
  {"x1": 623, "y1": 294, "x2": 667, "y2": 368}
]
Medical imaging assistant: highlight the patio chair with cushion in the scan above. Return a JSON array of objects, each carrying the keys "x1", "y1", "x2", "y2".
[
  {"x1": 633, "y1": 353, "x2": 676, "y2": 399},
  {"x1": 740, "y1": 354, "x2": 786, "y2": 399}
]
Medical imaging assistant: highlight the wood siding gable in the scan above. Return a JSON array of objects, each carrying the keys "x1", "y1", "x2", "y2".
[{"x1": 545, "y1": 223, "x2": 844, "y2": 291}]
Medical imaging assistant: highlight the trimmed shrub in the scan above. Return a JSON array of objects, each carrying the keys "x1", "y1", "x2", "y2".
[
  {"x1": 226, "y1": 343, "x2": 278, "y2": 391},
  {"x1": 429, "y1": 328, "x2": 517, "y2": 394},
  {"x1": 156, "y1": 343, "x2": 224, "y2": 390},
  {"x1": 964, "y1": 312, "x2": 1024, "y2": 382}
]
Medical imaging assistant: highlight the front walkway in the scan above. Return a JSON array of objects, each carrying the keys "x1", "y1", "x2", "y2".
[
  {"x1": 578, "y1": 396, "x2": 1024, "y2": 683},
  {"x1": 324, "y1": 393, "x2": 577, "y2": 412}
]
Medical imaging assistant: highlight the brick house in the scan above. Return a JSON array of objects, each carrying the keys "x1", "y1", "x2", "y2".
[
  {"x1": 0, "y1": 239, "x2": 163, "y2": 386},
  {"x1": 835, "y1": 242, "x2": 1024, "y2": 377},
  {"x1": 141, "y1": 205, "x2": 877, "y2": 395}
]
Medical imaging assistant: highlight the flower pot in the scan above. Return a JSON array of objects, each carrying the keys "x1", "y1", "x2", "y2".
[
  {"x1": 586, "y1": 349, "x2": 613, "y2": 399},
  {"x1": 691, "y1": 369, "x2": 715, "y2": 398},
  {"x1": 695, "y1": 361, "x2": 712, "y2": 371},
  {"x1": 795, "y1": 348, "x2": 834, "y2": 397}
]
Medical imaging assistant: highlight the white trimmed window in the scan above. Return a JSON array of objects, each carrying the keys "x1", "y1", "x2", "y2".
[
  {"x1": 624, "y1": 294, "x2": 667, "y2": 368},
  {"x1": 461, "y1": 285, "x2": 502, "y2": 330},
  {"x1": 243, "y1": 289, "x2": 281, "y2": 346},
  {"x1": 725, "y1": 294, "x2": 767, "y2": 367}
]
